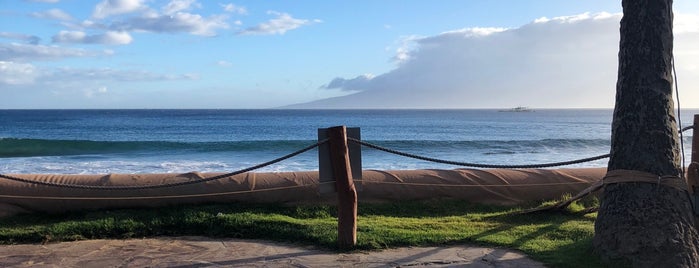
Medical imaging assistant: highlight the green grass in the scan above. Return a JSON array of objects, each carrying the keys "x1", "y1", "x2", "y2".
[{"x1": 0, "y1": 198, "x2": 609, "y2": 268}]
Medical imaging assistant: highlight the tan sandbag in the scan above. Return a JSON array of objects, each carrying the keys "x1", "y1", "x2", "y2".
[
  {"x1": 0, "y1": 168, "x2": 605, "y2": 217},
  {"x1": 360, "y1": 168, "x2": 605, "y2": 205}
]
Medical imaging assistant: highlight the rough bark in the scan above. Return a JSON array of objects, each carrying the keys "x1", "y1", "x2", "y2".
[{"x1": 593, "y1": 0, "x2": 699, "y2": 267}]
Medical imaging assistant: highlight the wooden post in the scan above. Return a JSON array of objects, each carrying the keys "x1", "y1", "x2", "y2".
[
  {"x1": 689, "y1": 115, "x2": 699, "y2": 215},
  {"x1": 327, "y1": 126, "x2": 357, "y2": 249},
  {"x1": 691, "y1": 115, "x2": 699, "y2": 165},
  {"x1": 688, "y1": 115, "x2": 699, "y2": 192}
]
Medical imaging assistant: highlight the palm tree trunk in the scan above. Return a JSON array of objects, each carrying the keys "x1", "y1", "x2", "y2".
[{"x1": 593, "y1": 0, "x2": 699, "y2": 266}]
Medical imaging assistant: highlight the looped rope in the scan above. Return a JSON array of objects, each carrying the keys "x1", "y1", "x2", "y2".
[
  {"x1": 520, "y1": 169, "x2": 689, "y2": 214},
  {"x1": 348, "y1": 138, "x2": 609, "y2": 169},
  {"x1": 349, "y1": 125, "x2": 693, "y2": 169},
  {"x1": 0, "y1": 139, "x2": 327, "y2": 190}
]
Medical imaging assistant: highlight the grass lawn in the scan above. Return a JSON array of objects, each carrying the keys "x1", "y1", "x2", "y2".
[{"x1": 0, "y1": 198, "x2": 610, "y2": 268}]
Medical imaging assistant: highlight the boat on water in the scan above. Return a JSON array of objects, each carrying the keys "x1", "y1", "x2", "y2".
[{"x1": 499, "y1": 106, "x2": 534, "y2": 112}]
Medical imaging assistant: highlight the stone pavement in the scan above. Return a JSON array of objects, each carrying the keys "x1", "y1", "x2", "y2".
[{"x1": 0, "y1": 236, "x2": 546, "y2": 267}]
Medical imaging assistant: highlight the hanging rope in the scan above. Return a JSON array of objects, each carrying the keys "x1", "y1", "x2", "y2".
[
  {"x1": 0, "y1": 139, "x2": 326, "y2": 190},
  {"x1": 348, "y1": 137, "x2": 609, "y2": 169}
]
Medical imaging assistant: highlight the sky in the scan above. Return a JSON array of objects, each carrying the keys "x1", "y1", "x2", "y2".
[{"x1": 1, "y1": 0, "x2": 698, "y2": 109}]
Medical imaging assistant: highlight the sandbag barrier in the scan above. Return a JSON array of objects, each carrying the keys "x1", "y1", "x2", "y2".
[{"x1": 0, "y1": 139, "x2": 328, "y2": 190}]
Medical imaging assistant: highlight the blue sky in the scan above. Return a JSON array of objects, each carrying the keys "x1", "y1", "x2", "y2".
[{"x1": 1, "y1": 0, "x2": 698, "y2": 109}]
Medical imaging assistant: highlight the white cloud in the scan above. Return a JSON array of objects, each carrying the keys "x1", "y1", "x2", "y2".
[
  {"x1": 294, "y1": 13, "x2": 610, "y2": 108},
  {"x1": 52, "y1": 30, "x2": 133, "y2": 45},
  {"x1": 439, "y1": 27, "x2": 508, "y2": 37},
  {"x1": 51, "y1": 30, "x2": 86, "y2": 43},
  {"x1": 323, "y1": 74, "x2": 374, "y2": 91},
  {"x1": 303, "y1": 12, "x2": 699, "y2": 109},
  {"x1": 221, "y1": 3, "x2": 247, "y2": 15},
  {"x1": 390, "y1": 35, "x2": 421, "y2": 63},
  {"x1": 100, "y1": 31, "x2": 133, "y2": 44},
  {"x1": 61, "y1": 19, "x2": 108, "y2": 31},
  {"x1": 239, "y1": 11, "x2": 319, "y2": 35},
  {"x1": 30, "y1": 8, "x2": 73, "y2": 21},
  {"x1": 0, "y1": 61, "x2": 37, "y2": 85},
  {"x1": 162, "y1": 0, "x2": 201, "y2": 15},
  {"x1": 0, "y1": 42, "x2": 109, "y2": 61},
  {"x1": 92, "y1": 0, "x2": 146, "y2": 19},
  {"x1": 533, "y1": 12, "x2": 615, "y2": 24},
  {"x1": 78, "y1": 0, "x2": 233, "y2": 37},
  {"x1": 0, "y1": 65, "x2": 198, "y2": 103},
  {"x1": 0, "y1": 32, "x2": 41, "y2": 44},
  {"x1": 84, "y1": 86, "x2": 108, "y2": 98},
  {"x1": 111, "y1": 12, "x2": 229, "y2": 36},
  {"x1": 44, "y1": 67, "x2": 197, "y2": 82},
  {"x1": 675, "y1": 13, "x2": 699, "y2": 33},
  {"x1": 217, "y1": 60, "x2": 233, "y2": 67},
  {"x1": 0, "y1": 63, "x2": 197, "y2": 97}
]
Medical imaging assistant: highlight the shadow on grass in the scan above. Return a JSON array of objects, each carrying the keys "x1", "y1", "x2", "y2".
[
  {"x1": 464, "y1": 212, "x2": 605, "y2": 268},
  {"x1": 0, "y1": 199, "x2": 605, "y2": 267}
]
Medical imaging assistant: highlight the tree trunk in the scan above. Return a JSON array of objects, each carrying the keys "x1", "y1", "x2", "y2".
[{"x1": 593, "y1": 0, "x2": 699, "y2": 267}]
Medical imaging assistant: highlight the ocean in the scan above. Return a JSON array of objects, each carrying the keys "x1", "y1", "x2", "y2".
[{"x1": 0, "y1": 109, "x2": 695, "y2": 174}]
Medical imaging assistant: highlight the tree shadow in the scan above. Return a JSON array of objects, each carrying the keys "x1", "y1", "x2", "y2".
[{"x1": 464, "y1": 214, "x2": 605, "y2": 268}]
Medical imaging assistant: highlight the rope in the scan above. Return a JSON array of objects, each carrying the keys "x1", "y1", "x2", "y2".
[
  {"x1": 520, "y1": 169, "x2": 689, "y2": 214},
  {"x1": 0, "y1": 139, "x2": 327, "y2": 190},
  {"x1": 348, "y1": 138, "x2": 609, "y2": 169},
  {"x1": 349, "y1": 126, "x2": 693, "y2": 169},
  {"x1": 674, "y1": 55, "x2": 686, "y2": 179},
  {"x1": 360, "y1": 180, "x2": 590, "y2": 187}
]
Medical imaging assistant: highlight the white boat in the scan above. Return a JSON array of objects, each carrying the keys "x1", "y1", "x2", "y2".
[{"x1": 499, "y1": 106, "x2": 534, "y2": 112}]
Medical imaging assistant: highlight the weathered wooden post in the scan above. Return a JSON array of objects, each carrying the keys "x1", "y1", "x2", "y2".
[
  {"x1": 326, "y1": 126, "x2": 357, "y2": 249},
  {"x1": 688, "y1": 115, "x2": 699, "y2": 215}
]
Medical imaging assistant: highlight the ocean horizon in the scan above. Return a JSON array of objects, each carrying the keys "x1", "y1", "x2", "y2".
[{"x1": 0, "y1": 109, "x2": 695, "y2": 174}]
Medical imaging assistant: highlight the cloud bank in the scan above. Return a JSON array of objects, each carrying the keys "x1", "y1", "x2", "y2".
[
  {"x1": 293, "y1": 12, "x2": 699, "y2": 109},
  {"x1": 43, "y1": 1, "x2": 317, "y2": 42}
]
